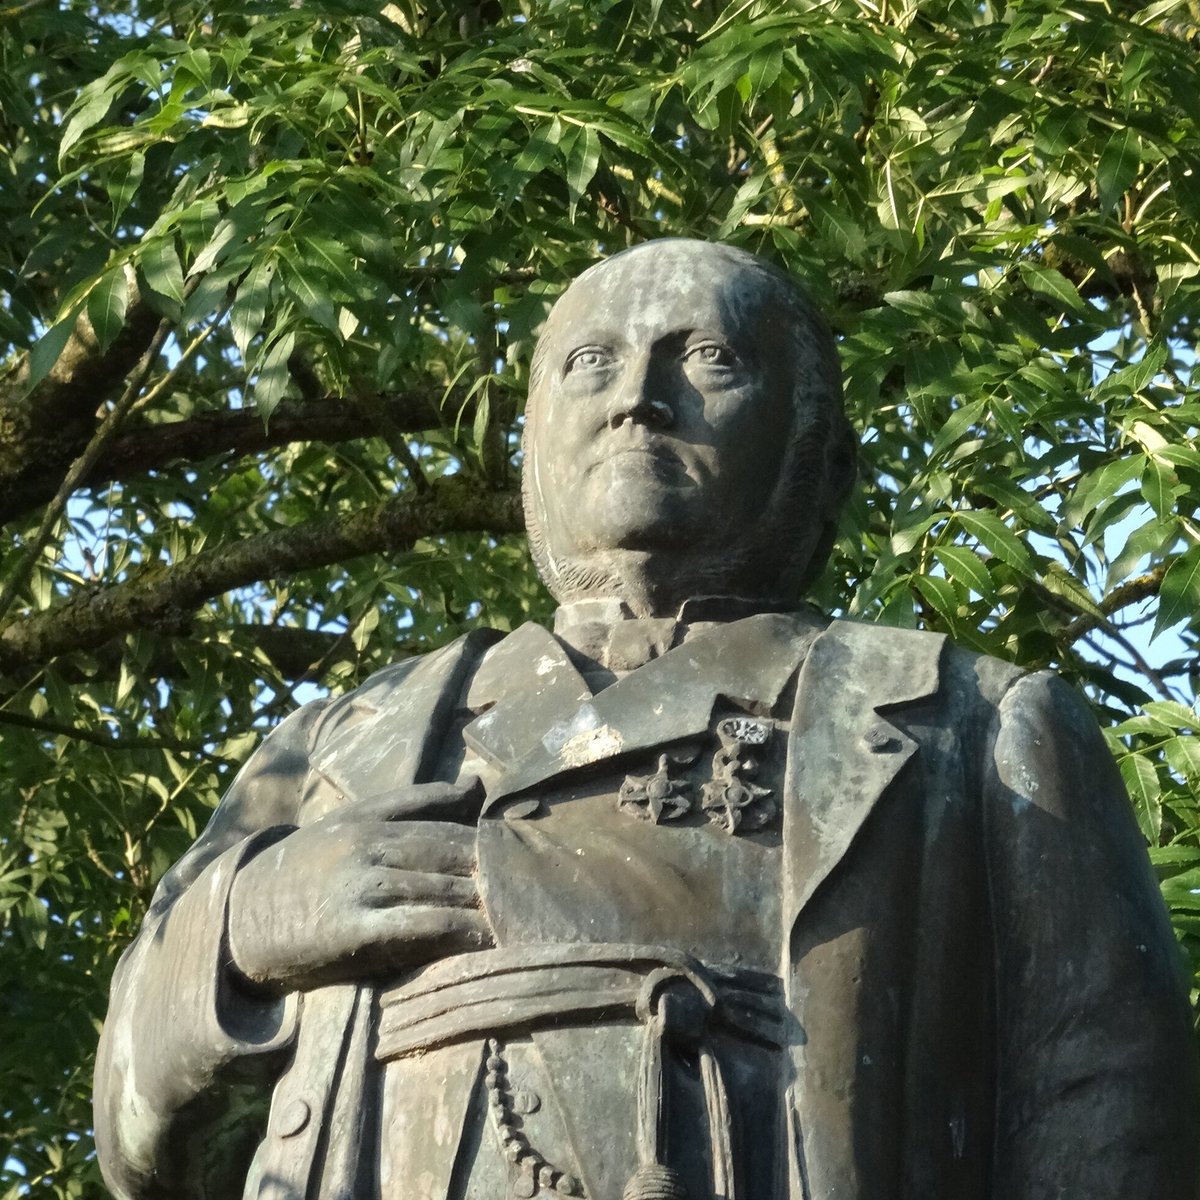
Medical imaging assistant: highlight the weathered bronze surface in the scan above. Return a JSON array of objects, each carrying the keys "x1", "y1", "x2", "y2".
[{"x1": 95, "y1": 240, "x2": 1200, "y2": 1200}]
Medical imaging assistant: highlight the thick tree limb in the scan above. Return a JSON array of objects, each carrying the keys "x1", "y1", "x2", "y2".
[
  {"x1": 0, "y1": 479, "x2": 523, "y2": 673},
  {"x1": 0, "y1": 293, "x2": 164, "y2": 517},
  {"x1": 0, "y1": 313, "x2": 177, "y2": 623},
  {"x1": 0, "y1": 391, "x2": 476, "y2": 525}
]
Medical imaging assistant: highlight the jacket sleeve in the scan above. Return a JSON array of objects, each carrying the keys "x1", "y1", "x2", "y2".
[
  {"x1": 94, "y1": 700, "x2": 329, "y2": 1200},
  {"x1": 985, "y1": 670, "x2": 1200, "y2": 1200}
]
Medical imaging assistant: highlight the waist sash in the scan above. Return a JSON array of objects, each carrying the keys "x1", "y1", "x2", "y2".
[
  {"x1": 376, "y1": 944, "x2": 787, "y2": 1200},
  {"x1": 375, "y1": 942, "x2": 785, "y2": 1060}
]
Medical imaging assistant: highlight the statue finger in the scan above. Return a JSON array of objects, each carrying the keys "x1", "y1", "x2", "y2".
[
  {"x1": 370, "y1": 835, "x2": 477, "y2": 876},
  {"x1": 357, "y1": 868, "x2": 479, "y2": 908},
  {"x1": 357, "y1": 906, "x2": 493, "y2": 957},
  {"x1": 329, "y1": 778, "x2": 483, "y2": 825}
]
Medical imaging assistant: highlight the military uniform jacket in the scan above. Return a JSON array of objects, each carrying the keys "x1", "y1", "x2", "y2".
[{"x1": 94, "y1": 615, "x2": 1200, "y2": 1200}]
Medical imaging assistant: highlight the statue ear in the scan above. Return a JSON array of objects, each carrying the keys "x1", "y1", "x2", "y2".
[
  {"x1": 826, "y1": 417, "x2": 859, "y2": 511},
  {"x1": 794, "y1": 518, "x2": 839, "y2": 597}
]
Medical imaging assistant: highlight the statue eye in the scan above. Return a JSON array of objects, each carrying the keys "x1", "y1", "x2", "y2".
[
  {"x1": 564, "y1": 346, "x2": 611, "y2": 373},
  {"x1": 685, "y1": 343, "x2": 736, "y2": 367}
]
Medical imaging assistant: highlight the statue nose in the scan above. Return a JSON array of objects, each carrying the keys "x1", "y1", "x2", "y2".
[{"x1": 607, "y1": 361, "x2": 674, "y2": 430}]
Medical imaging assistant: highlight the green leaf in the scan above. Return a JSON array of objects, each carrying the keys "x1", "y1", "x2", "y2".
[
  {"x1": 1041, "y1": 561, "x2": 1103, "y2": 617},
  {"x1": 931, "y1": 398, "x2": 986, "y2": 459},
  {"x1": 970, "y1": 475, "x2": 1058, "y2": 535},
  {"x1": 109, "y1": 150, "x2": 145, "y2": 224},
  {"x1": 286, "y1": 265, "x2": 339, "y2": 333},
  {"x1": 140, "y1": 238, "x2": 187, "y2": 305},
  {"x1": 805, "y1": 194, "x2": 866, "y2": 256},
  {"x1": 1160, "y1": 869, "x2": 1200, "y2": 911},
  {"x1": 201, "y1": 103, "x2": 252, "y2": 130},
  {"x1": 890, "y1": 512, "x2": 943, "y2": 555},
  {"x1": 1144, "y1": 701, "x2": 1200, "y2": 733},
  {"x1": 86, "y1": 268, "x2": 129, "y2": 352},
  {"x1": 188, "y1": 199, "x2": 260, "y2": 277},
  {"x1": 1066, "y1": 455, "x2": 1143, "y2": 527},
  {"x1": 231, "y1": 259, "x2": 276, "y2": 357},
  {"x1": 1148, "y1": 846, "x2": 1200, "y2": 868},
  {"x1": 1120, "y1": 753, "x2": 1162, "y2": 841},
  {"x1": 954, "y1": 511, "x2": 1034, "y2": 575},
  {"x1": 934, "y1": 545, "x2": 997, "y2": 602},
  {"x1": 1141, "y1": 457, "x2": 1177, "y2": 521},
  {"x1": 913, "y1": 572, "x2": 961, "y2": 629},
  {"x1": 1112, "y1": 714, "x2": 1175, "y2": 738},
  {"x1": 1093, "y1": 339, "x2": 1167, "y2": 401},
  {"x1": 563, "y1": 124, "x2": 601, "y2": 201},
  {"x1": 472, "y1": 387, "x2": 492, "y2": 450},
  {"x1": 252, "y1": 330, "x2": 296, "y2": 419},
  {"x1": 1165, "y1": 736, "x2": 1200, "y2": 781},
  {"x1": 24, "y1": 313, "x2": 78, "y2": 392},
  {"x1": 58, "y1": 73, "x2": 120, "y2": 163},
  {"x1": 1018, "y1": 263, "x2": 1089, "y2": 317},
  {"x1": 1154, "y1": 547, "x2": 1200, "y2": 638},
  {"x1": 1097, "y1": 127, "x2": 1141, "y2": 213}
]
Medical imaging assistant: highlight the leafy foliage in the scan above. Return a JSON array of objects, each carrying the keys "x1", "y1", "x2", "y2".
[{"x1": 2, "y1": 0, "x2": 1199, "y2": 1193}]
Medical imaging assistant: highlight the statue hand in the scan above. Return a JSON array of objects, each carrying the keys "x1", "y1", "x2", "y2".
[{"x1": 226, "y1": 780, "x2": 493, "y2": 991}]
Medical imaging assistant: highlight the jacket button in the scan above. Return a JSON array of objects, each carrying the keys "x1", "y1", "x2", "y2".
[
  {"x1": 273, "y1": 1098, "x2": 311, "y2": 1138},
  {"x1": 864, "y1": 727, "x2": 901, "y2": 753},
  {"x1": 511, "y1": 1087, "x2": 541, "y2": 1114}
]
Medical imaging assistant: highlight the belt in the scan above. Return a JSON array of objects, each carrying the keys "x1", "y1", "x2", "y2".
[{"x1": 376, "y1": 944, "x2": 787, "y2": 1200}]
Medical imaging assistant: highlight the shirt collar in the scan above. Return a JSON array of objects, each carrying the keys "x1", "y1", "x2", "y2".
[{"x1": 552, "y1": 595, "x2": 796, "y2": 673}]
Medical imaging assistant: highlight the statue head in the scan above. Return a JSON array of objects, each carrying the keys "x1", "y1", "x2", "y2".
[{"x1": 522, "y1": 239, "x2": 856, "y2": 616}]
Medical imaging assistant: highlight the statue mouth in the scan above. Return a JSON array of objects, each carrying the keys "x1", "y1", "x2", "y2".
[{"x1": 595, "y1": 437, "x2": 690, "y2": 484}]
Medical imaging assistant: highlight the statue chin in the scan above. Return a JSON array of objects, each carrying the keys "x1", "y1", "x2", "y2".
[{"x1": 573, "y1": 477, "x2": 699, "y2": 554}]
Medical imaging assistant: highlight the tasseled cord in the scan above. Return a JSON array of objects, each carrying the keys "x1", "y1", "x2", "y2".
[{"x1": 622, "y1": 972, "x2": 735, "y2": 1200}]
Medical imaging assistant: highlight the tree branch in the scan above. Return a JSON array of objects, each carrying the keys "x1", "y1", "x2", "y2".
[
  {"x1": 46, "y1": 623, "x2": 418, "y2": 685},
  {"x1": 0, "y1": 391, "x2": 477, "y2": 524},
  {"x1": 0, "y1": 312, "x2": 177, "y2": 622},
  {"x1": 0, "y1": 709, "x2": 231, "y2": 760},
  {"x1": 0, "y1": 479, "x2": 523, "y2": 673},
  {"x1": 0, "y1": 292, "x2": 164, "y2": 510},
  {"x1": 1063, "y1": 566, "x2": 1168, "y2": 643}
]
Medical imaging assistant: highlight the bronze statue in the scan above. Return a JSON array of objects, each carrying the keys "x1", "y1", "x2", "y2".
[{"x1": 95, "y1": 239, "x2": 1200, "y2": 1200}]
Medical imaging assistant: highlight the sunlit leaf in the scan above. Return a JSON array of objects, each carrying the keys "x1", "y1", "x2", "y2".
[
  {"x1": 86, "y1": 268, "x2": 129, "y2": 352},
  {"x1": 1121, "y1": 753, "x2": 1162, "y2": 841},
  {"x1": 1155, "y1": 547, "x2": 1200, "y2": 638},
  {"x1": 954, "y1": 511, "x2": 1034, "y2": 575}
]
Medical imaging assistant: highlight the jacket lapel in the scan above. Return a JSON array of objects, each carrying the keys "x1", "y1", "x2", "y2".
[
  {"x1": 309, "y1": 628, "x2": 501, "y2": 814},
  {"x1": 783, "y1": 620, "x2": 946, "y2": 931},
  {"x1": 477, "y1": 612, "x2": 819, "y2": 811},
  {"x1": 462, "y1": 621, "x2": 593, "y2": 769}
]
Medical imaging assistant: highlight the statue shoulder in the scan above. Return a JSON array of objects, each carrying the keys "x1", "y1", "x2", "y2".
[
  {"x1": 309, "y1": 627, "x2": 505, "y2": 754},
  {"x1": 818, "y1": 616, "x2": 1028, "y2": 714}
]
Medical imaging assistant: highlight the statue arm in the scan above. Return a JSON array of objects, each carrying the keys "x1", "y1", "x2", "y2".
[
  {"x1": 985, "y1": 670, "x2": 1200, "y2": 1198},
  {"x1": 94, "y1": 701, "x2": 329, "y2": 1200}
]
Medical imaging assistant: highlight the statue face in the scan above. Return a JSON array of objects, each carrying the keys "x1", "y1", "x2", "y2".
[{"x1": 525, "y1": 243, "x2": 798, "y2": 578}]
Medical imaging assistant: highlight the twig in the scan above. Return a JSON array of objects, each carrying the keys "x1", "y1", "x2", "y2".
[
  {"x1": 0, "y1": 314, "x2": 174, "y2": 623},
  {"x1": 1063, "y1": 565, "x2": 1168, "y2": 642},
  {"x1": 0, "y1": 709, "x2": 232, "y2": 761},
  {"x1": 759, "y1": 127, "x2": 799, "y2": 216},
  {"x1": 354, "y1": 392, "x2": 431, "y2": 494},
  {"x1": 1081, "y1": 629, "x2": 1177, "y2": 703},
  {"x1": 0, "y1": 288, "x2": 222, "y2": 621}
]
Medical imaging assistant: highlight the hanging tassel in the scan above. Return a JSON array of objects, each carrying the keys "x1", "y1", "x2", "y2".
[
  {"x1": 621, "y1": 1163, "x2": 689, "y2": 1200},
  {"x1": 700, "y1": 1047, "x2": 735, "y2": 1200}
]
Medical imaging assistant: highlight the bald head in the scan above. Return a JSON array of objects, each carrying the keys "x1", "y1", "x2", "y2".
[{"x1": 522, "y1": 239, "x2": 855, "y2": 615}]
